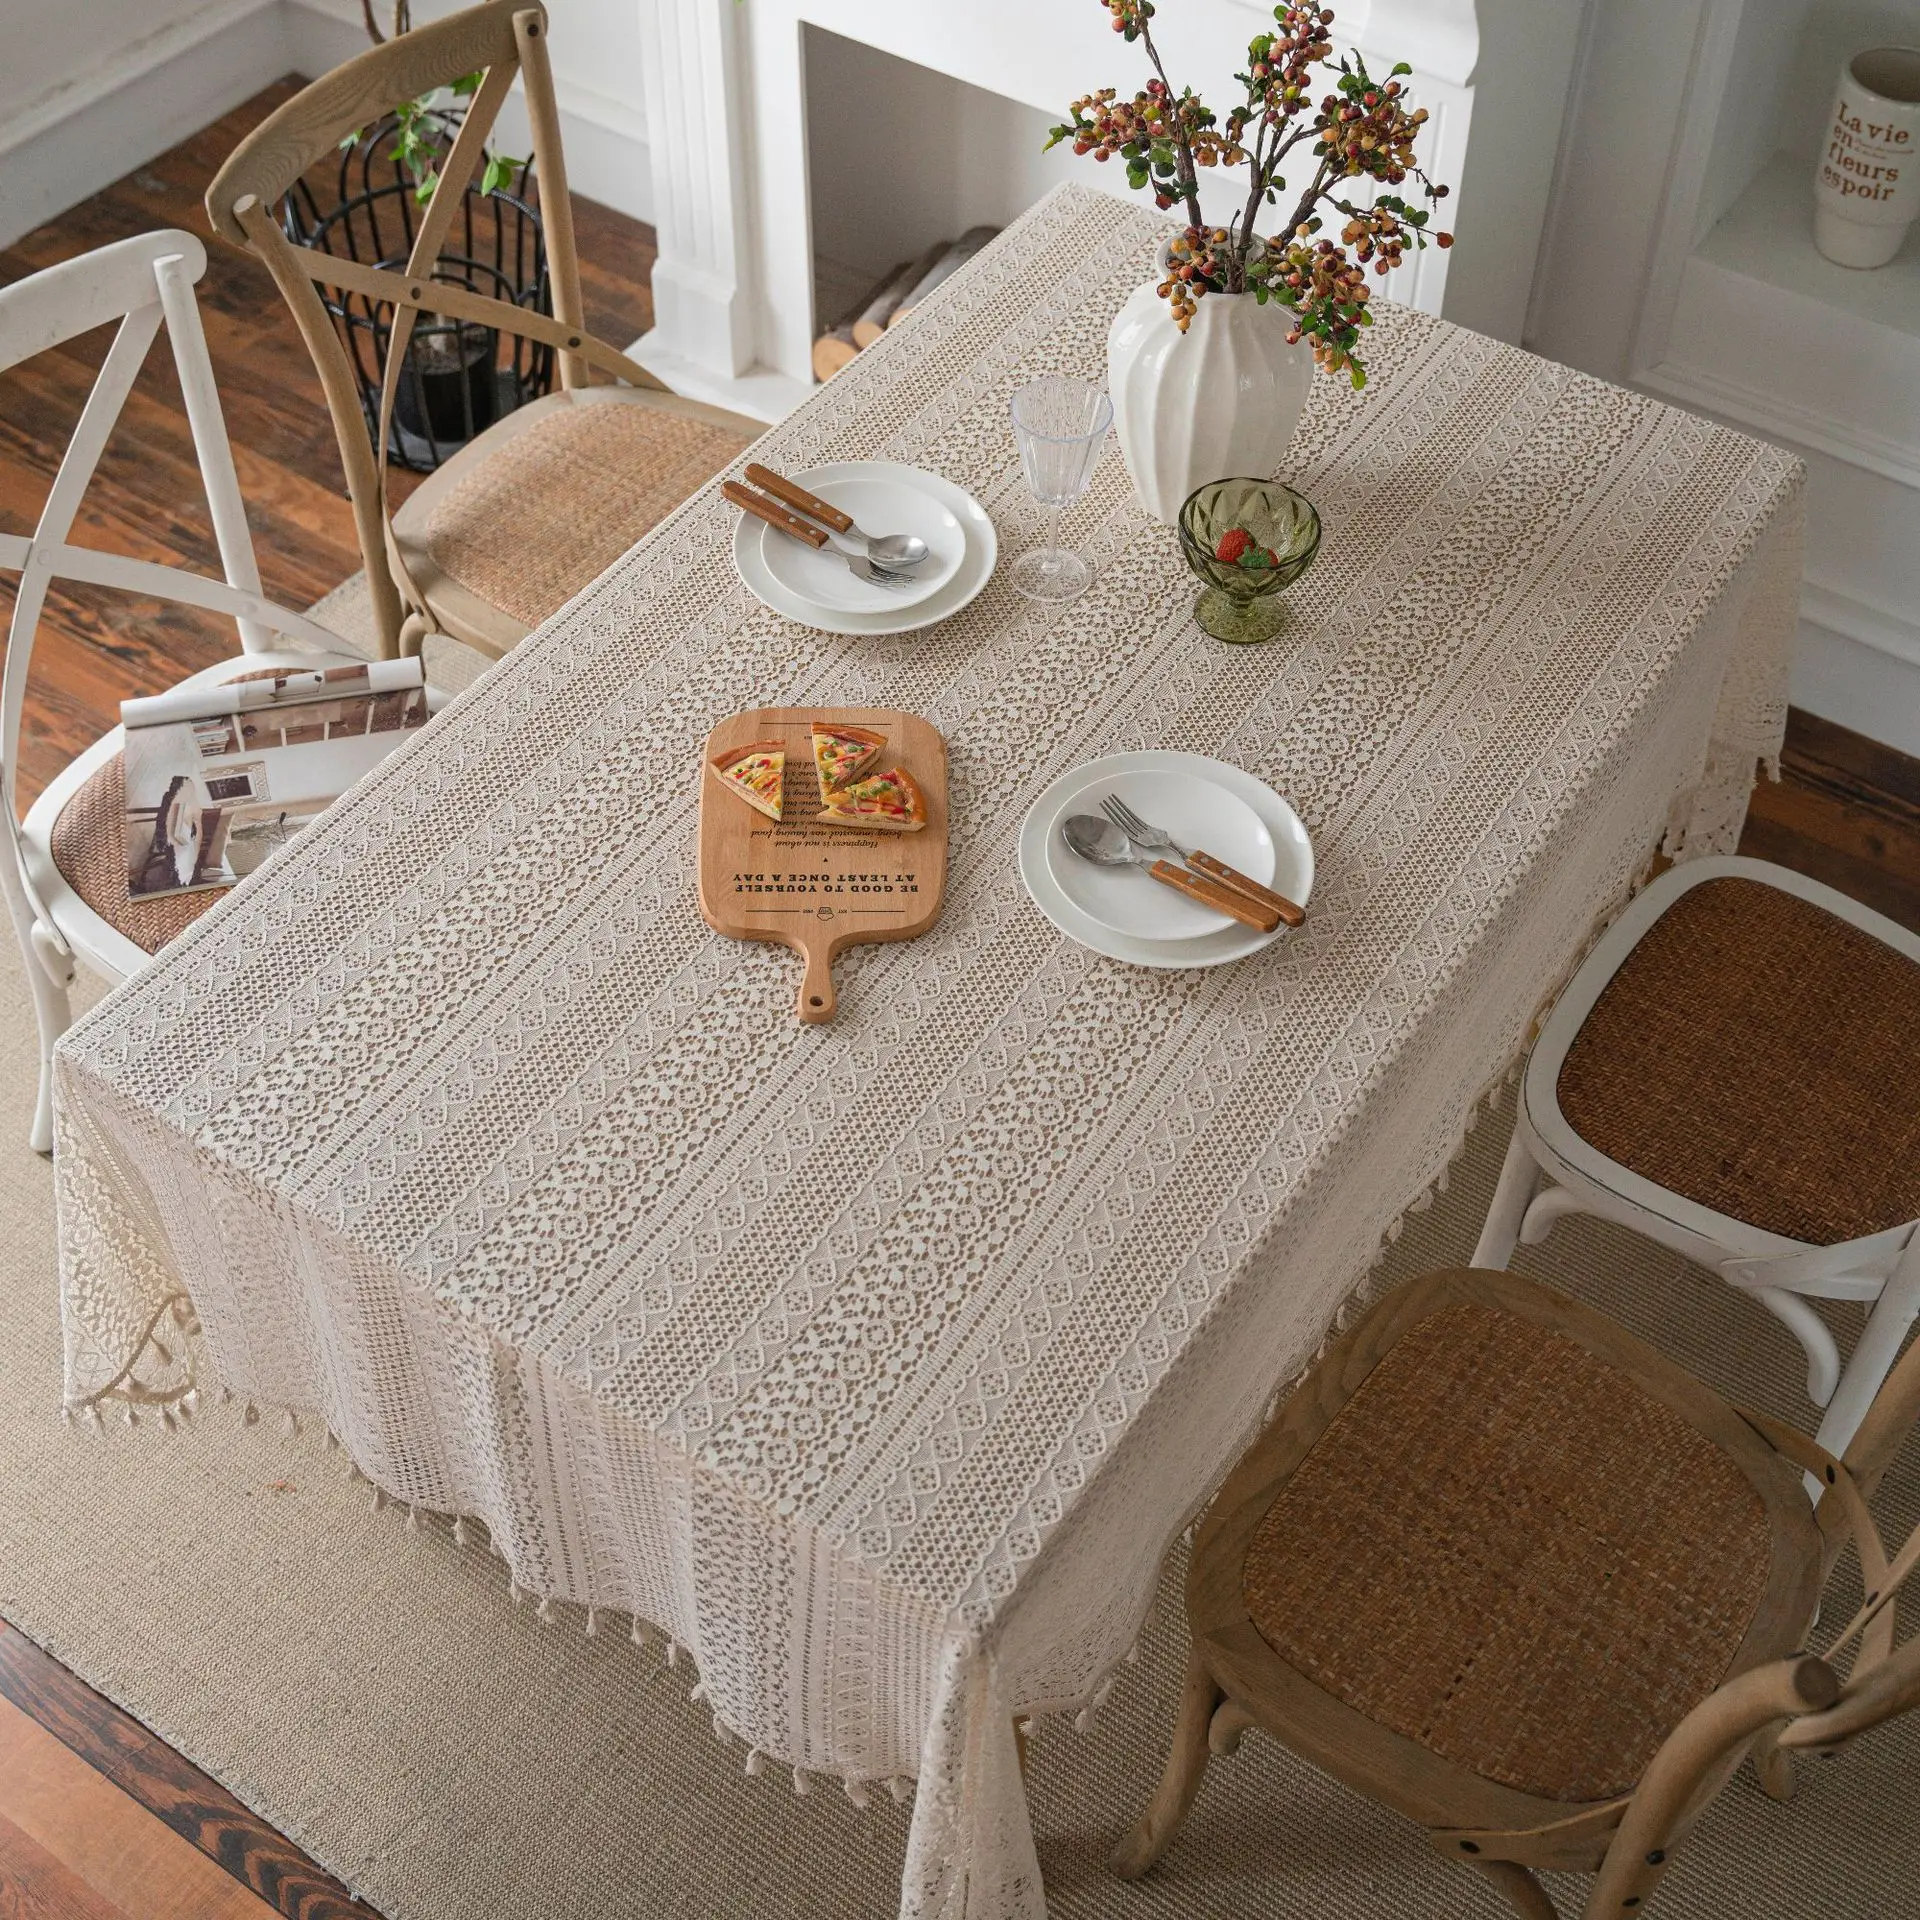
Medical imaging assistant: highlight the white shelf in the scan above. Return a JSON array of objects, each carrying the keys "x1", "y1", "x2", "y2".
[
  {"x1": 1652, "y1": 151, "x2": 1920, "y2": 488},
  {"x1": 1696, "y1": 149, "x2": 1920, "y2": 338}
]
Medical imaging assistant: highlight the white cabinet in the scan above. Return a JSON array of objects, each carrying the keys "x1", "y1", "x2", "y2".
[{"x1": 1530, "y1": 0, "x2": 1920, "y2": 753}]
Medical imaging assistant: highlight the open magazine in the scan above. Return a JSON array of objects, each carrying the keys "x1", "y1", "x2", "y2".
[{"x1": 121, "y1": 660, "x2": 428, "y2": 901}]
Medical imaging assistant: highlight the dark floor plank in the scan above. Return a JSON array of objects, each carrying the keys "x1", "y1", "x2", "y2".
[
  {"x1": 1741, "y1": 709, "x2": 1920, "y2": 932},
  {"x1": 0, "y1": 1632, "x2": 379, "y2": 1920}
]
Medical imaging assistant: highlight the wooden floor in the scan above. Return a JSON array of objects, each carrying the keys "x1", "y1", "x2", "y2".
[{"x1": 3, "y1": 77, "x2": 1920, "y2": 1920}]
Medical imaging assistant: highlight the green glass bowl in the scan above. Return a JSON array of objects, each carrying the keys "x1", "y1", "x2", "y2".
[{"x1": 1177, "y1": 478, "x2": 1322, "y2": 644}]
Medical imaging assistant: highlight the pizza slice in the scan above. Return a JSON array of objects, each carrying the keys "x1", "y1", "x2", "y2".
[
  {"x1": 814, "y1": 765, "x2": 927, "y2": 833},
  {"x1": 811, "y1": 721, "x2": 887, "y2": 797},
  {"x1": 708, "y1": 739, "x2": 785, "y2": 821}
]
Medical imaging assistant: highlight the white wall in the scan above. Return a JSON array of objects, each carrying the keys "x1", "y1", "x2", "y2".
[
  {"x1": 0, "y1": 0, "x2": 294, "y2": 248},
  {"x1": 1437, "y1": 0, "x2": 1586, "y2": 342},
  {"x1": 0, "y1": 0, "x2": 653, "y2": 253}
]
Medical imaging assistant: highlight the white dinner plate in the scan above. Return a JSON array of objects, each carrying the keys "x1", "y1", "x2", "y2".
[
  {"x1": 1043, "y1": 766, "x2": 1277, "y2": 940},
  {"x1": 1019, "y1": 751, "x2": 1314, "y2": 970},
  {"x1": 760, "y1": 471, "x2": 966, "y2": 614},
  {"x1": 733, "y1": 462, "x2": 997, "y2": 636}
]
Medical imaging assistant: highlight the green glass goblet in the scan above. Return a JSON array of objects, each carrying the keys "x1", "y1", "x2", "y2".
[{"x1": 1177, "y1": 478, "x2": 1322, "y2": 645}]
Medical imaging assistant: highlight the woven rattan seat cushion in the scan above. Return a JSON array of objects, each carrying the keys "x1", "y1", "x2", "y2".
[
  {"x1": 422, "y1": 398, "x2": 751, "y2": 628},
  {"x1": 1556, "y1": 875, "x2": 1920, "y2": 1244},
  {"x1": 1242, "y1": 1301, "x2": 1772, "y2": 1803}
]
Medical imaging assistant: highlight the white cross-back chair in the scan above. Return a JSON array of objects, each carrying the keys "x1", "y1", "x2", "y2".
[
  {"x1": 2, "y1": 229, "x2": 361, "y2": 1153},
  {"x1": 1473, "y1": 854, "x2": 1920, "y2": 1465}
]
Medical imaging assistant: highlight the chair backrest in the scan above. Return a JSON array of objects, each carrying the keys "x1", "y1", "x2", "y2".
[
  {"x1": 205, "y1": 0, "x2": 670, "y2": 654},
  {"x1": 0, "y1": 231, "x2": 347, "y2": 943},
  {"x1": 1580, "y1": 1506, "x2": 1920, "y2": 1920},
  {"x1": 1578, "y1": 1325, "x2": 1920, "y2": 1919}
]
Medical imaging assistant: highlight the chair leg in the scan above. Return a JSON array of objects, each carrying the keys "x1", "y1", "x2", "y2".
[
  {"x1": 398, "y1": 610, "x2": 433, "y2": 660},
  {"x1": 1811, "y1": 1249, "x2": 1920, "y2": 1461},
  {"x1": 1744, "y1": 1284, "x2": 1843, "y2": 1409},
  {"x1": 1473, "y1": 1129, "x2": 1541, "y2": 1269},
  {"x1": 1110, "y1": 1651, "x2": 1223, "y2": 1880},
  {"x1": 1463, "y1": 1858, "x2": 1560, "y2": 1920},
  {"x1": 1750, "y1": 1721, "x2": 1796, "y2": 1802}
]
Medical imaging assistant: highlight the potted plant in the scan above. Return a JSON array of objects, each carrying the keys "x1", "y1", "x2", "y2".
[
  {"x1": 277, "y1": 1, "x2": 547, "y2": 471},
  {"x1": 1049, "y1": 1, "x2": 1452, "y2": 521}
]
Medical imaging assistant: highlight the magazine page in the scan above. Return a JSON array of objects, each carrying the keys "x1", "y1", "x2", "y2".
[{"x1": 121, "y1": 660, "x2": 428, "y2": 902}]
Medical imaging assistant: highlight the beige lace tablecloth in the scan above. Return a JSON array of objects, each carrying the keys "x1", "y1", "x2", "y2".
[{"x1": 53, "y1": 185, "x2": 1803, "y2": 1918}]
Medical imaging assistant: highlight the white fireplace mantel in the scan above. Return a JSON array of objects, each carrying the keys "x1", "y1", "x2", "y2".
[{"x1": 632, "y1": 0, "x2": 1576, "y2": 422}]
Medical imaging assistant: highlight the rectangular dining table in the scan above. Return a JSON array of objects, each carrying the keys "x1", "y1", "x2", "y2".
[{"x1": 53, "y1": 184, "x2": 1802, "y2": 1919}]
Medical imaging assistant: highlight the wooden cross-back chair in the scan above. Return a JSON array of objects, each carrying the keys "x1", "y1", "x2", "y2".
[
  {"x1": 206, "y1": 0, "x2": 759, "y2": 663},
  {"x1": 1113, "y1": 1264, "x2": 1920, "y2": 1920},
  {"x1": 0, "y1": 231, "x2": 362, "y2": 1151}
]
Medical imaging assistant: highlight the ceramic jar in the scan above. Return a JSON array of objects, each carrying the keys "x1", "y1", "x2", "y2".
[
  {"x1": 1105, "y1": 253, "x2": 1314, "y2": 524},
  {"x1": 1815, "y1": 46, "x2": 1920, "y2": 269}
]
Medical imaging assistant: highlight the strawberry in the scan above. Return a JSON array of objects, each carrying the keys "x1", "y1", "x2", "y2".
[{"x1": 1214, "y1": 527, "x2": 1253, "y2": 565}]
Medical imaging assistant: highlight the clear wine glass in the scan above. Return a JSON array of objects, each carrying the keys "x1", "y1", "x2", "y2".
[{"x1": 1009, "y1": 376, "x2": 1113, "y2": 602}]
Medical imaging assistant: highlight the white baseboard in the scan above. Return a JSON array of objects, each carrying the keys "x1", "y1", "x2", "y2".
[
  {"x1": 1792, "y1": 579, "x2": 1920, "y2": 758},
  {"x1": 0, "y1": 0, "x2": 290, "y2": 251},
  {"x1": 0, "y1": 0, "x2": 652, "y2": 253}
]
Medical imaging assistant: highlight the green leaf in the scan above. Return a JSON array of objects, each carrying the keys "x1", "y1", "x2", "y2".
[
  {"x1": 1042, "y1": 127, "x2": 1066, "y2": 152},
  {"x1": 452, "y1": 70, "x2": 483, "y2": 95},
  {"x1": 1349, "y1": 364, "x2": 1367, "y2": 389},
  {"x1": 1390, "y1": 61, "x2": 1412, "y2": 76},
  {"x1": 413, "y1": 168, "x2": 438, "y2": 204}
]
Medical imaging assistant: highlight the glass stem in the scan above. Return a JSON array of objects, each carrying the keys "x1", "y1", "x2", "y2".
[{"x1": 1042, "y1": 500, "x2": 1064, "y2": 576}]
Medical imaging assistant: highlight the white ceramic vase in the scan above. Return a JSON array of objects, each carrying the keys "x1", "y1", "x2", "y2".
[{"x1": 1106, "y1": 272, "x2": 1315, "y2": 524}]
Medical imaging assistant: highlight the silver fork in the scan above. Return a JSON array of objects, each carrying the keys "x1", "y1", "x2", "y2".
[{"x1": 1100, "y1": 793, "x2": 1306, "y2": 927}]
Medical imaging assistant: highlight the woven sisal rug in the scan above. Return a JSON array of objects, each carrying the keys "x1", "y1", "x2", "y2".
[{"x1": 3, "y1": 588, "x2": 1912, "y2": 1916}]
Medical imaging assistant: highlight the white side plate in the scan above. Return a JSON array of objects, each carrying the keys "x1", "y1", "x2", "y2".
[
  {"x1": 1019, "y1": 751, "x2": 1314, "y2": 969},
  {"x1": 733, "y1": 462, "x2": 997, "y2": 636},
  {"x1": 1043, "y1": 766, "x2": 1276, "y2": 940}
]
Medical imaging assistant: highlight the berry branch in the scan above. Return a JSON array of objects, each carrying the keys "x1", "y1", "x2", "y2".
[{"x1": 1047, "y1": 1, "x2": 1452, "y2": 386}]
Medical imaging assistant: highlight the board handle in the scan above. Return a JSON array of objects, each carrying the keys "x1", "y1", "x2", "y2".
[
  {"x1": 1148, "y1": 860, "x2": 1281, "y2": 933},
  {"x1": 798, "y1": 947, "x2": 838, "y2": 1023}
]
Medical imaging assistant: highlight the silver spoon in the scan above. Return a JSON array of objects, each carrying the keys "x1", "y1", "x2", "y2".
[
  {"x1": 1058, "y1": 814, "x2": 1280, "y2": 933},
  {"x1": 831, "y1": 519, "x2": 930, "y2": 571}
]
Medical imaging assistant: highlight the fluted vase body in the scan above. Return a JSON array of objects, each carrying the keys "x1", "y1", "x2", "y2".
[{"x1": 1105, "y1": 276, "x2": 1314, "y2": 524}]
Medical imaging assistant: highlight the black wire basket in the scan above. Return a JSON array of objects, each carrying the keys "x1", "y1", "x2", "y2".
[{"x1": 280, "y1": 109, "x2": 555, "y2": 473}]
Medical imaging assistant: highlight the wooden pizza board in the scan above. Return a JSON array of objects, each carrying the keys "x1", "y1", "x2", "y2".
[{"x1": 696, "y1": 707, "x2": 949, "y2": 1024}]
